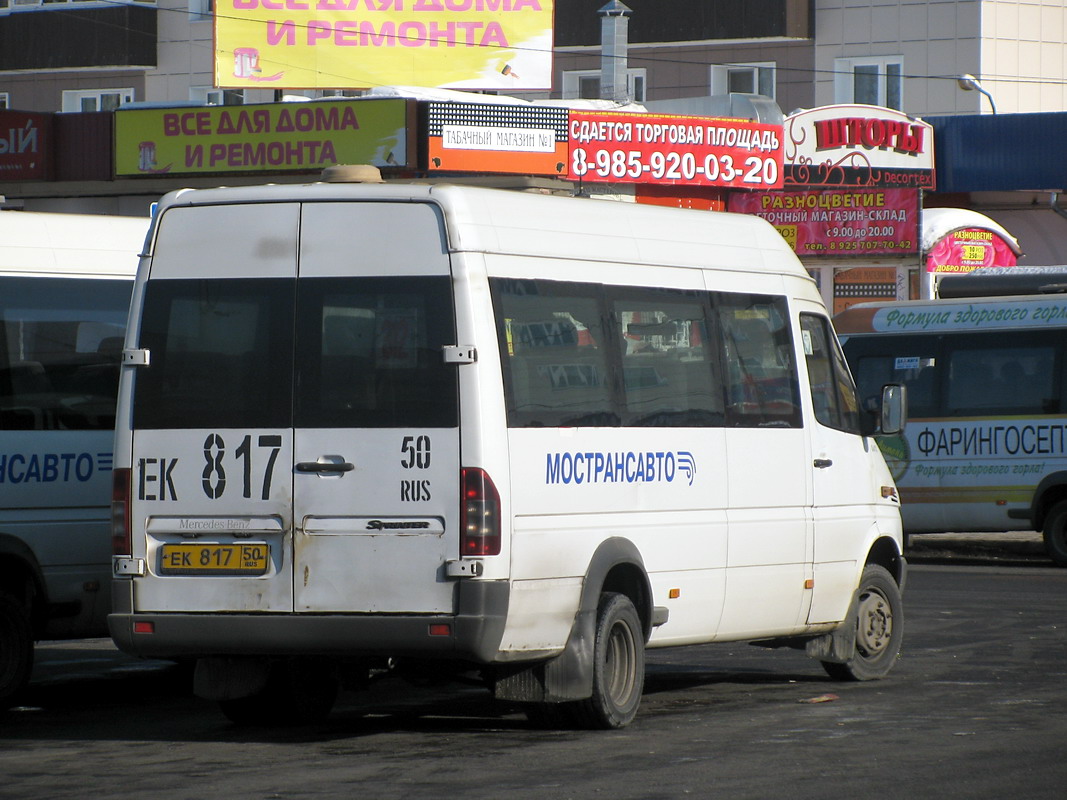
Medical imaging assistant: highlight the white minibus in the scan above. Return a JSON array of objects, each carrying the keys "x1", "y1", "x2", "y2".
[
  {"x1": 0, "y1": 210, "x2": 149, "y2": 708},
  {"x1": 837, "y1": 292, "x2": 1067, "y2": 566},
  {"x1": 109, "y1": 174, "x2": 906, "y2": 728}
]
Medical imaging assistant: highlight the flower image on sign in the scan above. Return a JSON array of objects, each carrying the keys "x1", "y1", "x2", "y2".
[
  {"x1": 926, "y1": 228, "x2": 1019, "y2": 274},
  {"x1": 214, "y1": 0, "x2": 554, "y2": 91}
]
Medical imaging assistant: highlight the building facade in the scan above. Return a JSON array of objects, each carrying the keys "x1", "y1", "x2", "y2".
[
  {"x1": 3, "y1": 1, "x2": 1064, "y2": 118},
  {"x1": 3, "y1": 0, "x2": 1066, "y2": 303}
]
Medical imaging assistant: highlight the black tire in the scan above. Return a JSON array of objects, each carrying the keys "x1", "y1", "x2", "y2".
[
  {"x1": 822, "y1": 565, "x2": 903, "y2": 682},
  {"x1": 1042, "y1": 501, "x2": 1067, "y2": 567},
  {"x1": 218, "y1": 658, "x2": 339, "y2": 726},
  {"x1": 0, "y1": 591, "x2": 34, "y2": 711},
  {"x1": 571, "y1": 592, "x2": 645, "y2": 729}
]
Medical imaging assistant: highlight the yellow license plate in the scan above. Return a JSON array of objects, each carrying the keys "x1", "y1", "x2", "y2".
[{"x1": 159, "y1": 543, "x2": 269, "y2": 575}]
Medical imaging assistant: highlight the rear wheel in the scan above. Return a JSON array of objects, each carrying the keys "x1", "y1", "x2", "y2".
[
  {"x1": 822, "y1": 565, "x2": 903, "y2": 681},
  {"x1": 218, "y1": 658, "x2": 339, "y2": 726},
  {"x1": 571, "y1": 592, "x2": 645, "y2": 729},
  {"x1": 1042, "y1": 501, "x2": 1067, "y2": 567},
  {"x1": 0, "y1": 591, "x2": 34, "y2": 711},
  {"x1": 522, "y1": 592, "x2": 645, "y2": 730}
]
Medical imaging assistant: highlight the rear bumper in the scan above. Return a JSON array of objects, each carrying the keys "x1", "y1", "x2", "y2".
[{"x1": 108, "y1": 580, "x2": 509, "y2": 664}]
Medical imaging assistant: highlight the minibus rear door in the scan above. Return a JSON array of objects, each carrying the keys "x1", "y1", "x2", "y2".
[{"x1": 290, "y1": 202, "x2": 461, "y2": 614}]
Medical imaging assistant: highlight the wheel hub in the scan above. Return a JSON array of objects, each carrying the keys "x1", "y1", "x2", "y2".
[{"x1": 856, "y1": 590, "x2": 892, "y2": 657}]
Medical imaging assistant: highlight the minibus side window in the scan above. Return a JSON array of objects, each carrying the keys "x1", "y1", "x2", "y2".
[
  {"x1": 844, "y1": 335, "x2": 940, "y2": 419},
  {"x1": 133, "y1": 279, "x2": 294, "y2": 429},
  {"x1": 492, "y1": 278, "x2": 617, "y2": 428},
  {"x1": 0, "y1": 277, "x2": 131, "y2": 431},
  {"x1": 611, "y1": 288, "x2": 724, "y2": 427},
  {"x1": 718, "y1": 294, "x2": 802, "y2": 428},
  {"x1": 800, "y1": 314, "x2": 861, "y2": 434},
  {"x1": 944, "y1": 332, "x2": 1059, "y2": 416}
]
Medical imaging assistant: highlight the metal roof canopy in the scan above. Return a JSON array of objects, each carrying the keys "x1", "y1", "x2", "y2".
[
  {"x1": 937, "y1": 266, "x2": 1067, "y2": 299},
  {"x1": 928, "y1": 112, "x2": 1067, "y2": 193}
]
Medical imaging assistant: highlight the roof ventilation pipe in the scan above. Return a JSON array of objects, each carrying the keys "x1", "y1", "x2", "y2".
[{"x1": 599, "y1": 1, "x2": 633, "y2": 105}]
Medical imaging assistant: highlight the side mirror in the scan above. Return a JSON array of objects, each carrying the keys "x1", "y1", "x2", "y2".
[
  {"x1": 879, "y1": 383, "x2": 907, "y2": 436},
  {"x1": 858, "y1": 383, "x2": 907, "y2": 437}
]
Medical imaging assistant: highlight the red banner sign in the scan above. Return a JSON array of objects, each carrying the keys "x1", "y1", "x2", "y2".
[
  {"x1": 0, "y1": 110, "x2": 52, "y2": 181},
  {"x1": 728, "y1": 188, "x2": 920, "y2": 257},
  {"x1": 567, "y1": 112, "x2": 783, "y2": 189}
]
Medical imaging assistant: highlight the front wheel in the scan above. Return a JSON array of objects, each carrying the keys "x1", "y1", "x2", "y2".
[
  {"x1": 0, "y1": 591, "x2": 34, "y2": 711},
  {"x1": 822, "y1": 564, "x2": 903, "y2": 681},
  {"x1": 1042, "y1": 501, "x2": 1067, "y2": 567}
]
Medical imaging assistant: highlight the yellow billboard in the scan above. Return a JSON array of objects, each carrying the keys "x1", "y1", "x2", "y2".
[
  {"x1": 215, "y1": 0, "x2": 554, "y2": 91},
  {"x1": 114, "y1": 99, "x2": 414, "y2": 176}
]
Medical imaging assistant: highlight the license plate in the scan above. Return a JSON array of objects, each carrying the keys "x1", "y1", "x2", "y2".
[{"x1": 159, "y1": 543, "x2": 270, "y2": 575}]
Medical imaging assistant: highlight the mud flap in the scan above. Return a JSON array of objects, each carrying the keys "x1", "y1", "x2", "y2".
[
  {"x1": 805, "y1": 590, "x2": 858, "y2": 664},
  {"x1": 492, "y1": 536, "x2": 650, "y2": 703},
  {"x1": 492, "y1": 606, "x2": 596, "y2": 703}
]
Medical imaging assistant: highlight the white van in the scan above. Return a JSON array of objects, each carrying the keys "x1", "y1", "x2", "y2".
[
  {"x1": 837, "y1": 292, "x2": 1067, "y2": 566},
  {"x1": 109, "y1": 176, "x2": 906, "y2": 728},
  {"x1": 0, "y1": 210, "x2": 149, "y2": 708}
]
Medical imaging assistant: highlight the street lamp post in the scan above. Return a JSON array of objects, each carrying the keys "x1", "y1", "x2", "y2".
[{"x1": 957, "y1": 74, "x2": 998, "y2": 114}]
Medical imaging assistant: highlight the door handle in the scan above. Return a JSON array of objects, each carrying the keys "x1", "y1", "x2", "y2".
[
  {"x1": 296, "y1": 461, "x2": 355, "y2": 474},
  {"x1": 813, "y1": 458, "x2": 833, "y2": 469}
]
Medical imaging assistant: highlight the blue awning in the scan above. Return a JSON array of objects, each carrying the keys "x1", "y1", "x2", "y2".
[{"x1": 928, "y1": 112, "x2": 1067, "y2": 193}]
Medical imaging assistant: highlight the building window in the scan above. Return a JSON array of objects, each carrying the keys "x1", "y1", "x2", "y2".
[
  {"x1": 834, "y1": 57, "x2": 903, "y2": 109},
  {"x1": 562, "y1": 69, "x2": 646, "y2": 103},
  {"x1": 190, "y1": 87, "x2": 244, "y2": 106},
  {"x1": 61, "y1": 88, "x2": 134, "y2": 113},
  {"x1": 0, "y1": 93, "x2": 9, "y2": 110},
  {"x1": 710, "y1": 62, "x2": 776, "y2": 99},
  {"x1": 189, "y1": 0, "x2": 212, "y2": 22}
]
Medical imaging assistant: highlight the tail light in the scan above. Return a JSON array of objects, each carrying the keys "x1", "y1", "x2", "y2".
[
  {"x1": 461, "y1": 468, "x2": 500, "y2": 556},
  {"x1": 111, "y1": 468, "x2": 132, "y2": 555}
]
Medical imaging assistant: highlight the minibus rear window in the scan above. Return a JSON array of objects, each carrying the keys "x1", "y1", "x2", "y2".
[
  {"x1": 294, "y1": 276, "x2": 458, "y2": 429},
  {"x1": 133, "y1": 278, "x2": 294, "y2": 429},
  {"x1": 133, "y1": 276, "x2": 458, "y2": 431}
]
